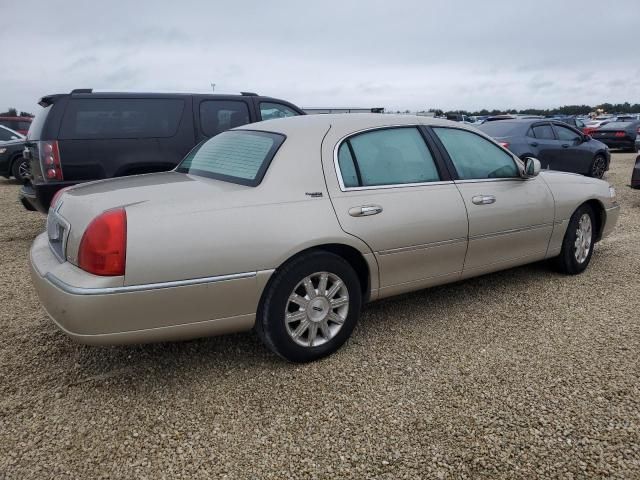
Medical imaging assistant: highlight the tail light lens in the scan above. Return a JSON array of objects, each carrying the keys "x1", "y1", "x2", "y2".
[
  {"x1": 78, "y1": 208, "x2": 127, "y2": 276},
  {"x1": 615, "y1": 132, "x2": 625, "y2": 138},
  {"x1": 499, "y1": 142, "x2": 510, "y2": 149},
  {"x1": 38, "y1": 140, "x2": 63, "y2": 181}
]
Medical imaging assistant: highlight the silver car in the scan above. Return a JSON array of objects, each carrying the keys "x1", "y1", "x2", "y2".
[{"x1": 30, "y1": 114, "x2": 620, "y2": 362}]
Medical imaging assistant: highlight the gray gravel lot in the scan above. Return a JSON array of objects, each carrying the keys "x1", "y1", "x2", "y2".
[{"x1": 1, "y1": 154, "x2": 639, "y2": 479}]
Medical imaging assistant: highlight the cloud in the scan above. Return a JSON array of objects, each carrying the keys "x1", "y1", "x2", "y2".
[{"x1": 1, "y1": 0, "x2": 639, "y2": 112}]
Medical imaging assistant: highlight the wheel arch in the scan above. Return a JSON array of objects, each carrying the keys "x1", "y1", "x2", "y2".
[
  {"x1": 584, "y1": 198, "x2": 606, "y2": 242},
  {"x1": 264, "y1": 242, "x2": 376, "y2": 305}
]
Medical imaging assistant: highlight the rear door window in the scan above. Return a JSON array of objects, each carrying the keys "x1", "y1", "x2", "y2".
[
  {"x1": 0, "y1": 127, "x2": 15, "y2": 141},
  {"x1": 60, "y1": 98, "x2": 185, "y2": 139},
  {"x1": 531, "y1": 124, "x2": 555, "y2": 140},
  {"x1": 199, "y1": 100, "x2": 251, "y2": 137},
  {"x1": 338, "y1": 127, "x2": 440, "y2": 188}
]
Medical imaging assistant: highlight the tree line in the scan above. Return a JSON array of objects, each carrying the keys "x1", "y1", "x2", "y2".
[
  {"x1": 429, "y1": 102, "x2": 640, "y2": 117},
  {"x1": 1, "y1": 108, "x2": 34, "y2": 117}
]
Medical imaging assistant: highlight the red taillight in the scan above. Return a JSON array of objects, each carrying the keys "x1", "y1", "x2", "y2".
[
  {"x1": 39, "y1": 140, "x2": 63, "y2": 181},
  {"x1": 615, "y1": 131, "x2": 625, "y2": 138},
  {"x1": 78, "y1": 209, "x2": 127, "y2": 276},
  {"x1": 499, "y1": 142, "x2": 510, "y2": 149}
]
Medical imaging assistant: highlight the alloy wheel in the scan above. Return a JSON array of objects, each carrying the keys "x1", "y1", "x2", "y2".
[
  {"x1": 284, "y1": 271, "x2": 349, "y2": 347},
  {"x1": 574, "y1": 213, "x2": 592, "y2": 264},
  {"x1": 591, "y1": 156, "x2": 606, "y2": 178}
]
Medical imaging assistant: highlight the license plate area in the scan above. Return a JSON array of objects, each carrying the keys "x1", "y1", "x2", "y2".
[{"x1": 47, "y1": 206, "x2": 70, "y2": 262}]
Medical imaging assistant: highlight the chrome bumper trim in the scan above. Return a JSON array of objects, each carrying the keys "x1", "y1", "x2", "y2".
[{"x1": 44, "y1": 271, "x2": 257, "y2": 296}]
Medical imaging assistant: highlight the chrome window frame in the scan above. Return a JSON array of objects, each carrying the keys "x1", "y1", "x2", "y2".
[{"x1": 333, "y1": 125, "x2": 452, "y2": 192}]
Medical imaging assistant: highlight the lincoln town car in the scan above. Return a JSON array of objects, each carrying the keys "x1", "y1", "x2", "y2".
[{"x1": 30, "y1": 114, "x2": 620, "y2": 362}]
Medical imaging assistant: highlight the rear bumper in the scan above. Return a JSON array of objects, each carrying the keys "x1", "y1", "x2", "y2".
[
  {"x1": 29, "y1": 233, "x2": 258, "y2": 345},
  {"x1": 19, "y1": 181, "x2": 78, "y2": 213},
  {"x1": 597, "y1": 138, "x2": 635, "y2": 150}
]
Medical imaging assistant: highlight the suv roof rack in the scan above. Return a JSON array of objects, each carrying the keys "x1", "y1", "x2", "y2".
[
  {"x1": 240, "y1": 91, "x2": 258, "y2": 96},
  {"x1": 71, "y1": 88, "x2": 93, "y2": 94}
]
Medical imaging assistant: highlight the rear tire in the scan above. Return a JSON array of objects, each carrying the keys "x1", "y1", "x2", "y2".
[
  {"x1": 589, "y1": 154, "x2": 606, "y2": 178},
  {"x1": 255, "y1": 251, "x2": 362, "y2": 363},
  {"x1": 11, "y1": 156, "x2": 30, "y2": 182},
  {"x1": 554, "y1": 204, "x2": 596, "y2": 275}
]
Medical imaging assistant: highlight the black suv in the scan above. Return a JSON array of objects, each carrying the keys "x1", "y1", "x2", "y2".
[{"x1": 20, "y1": 89, "x2": 304, "y2": 212}]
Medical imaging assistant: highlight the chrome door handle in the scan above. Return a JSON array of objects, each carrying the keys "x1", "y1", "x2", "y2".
[
  {"x1": 349, "y1": 205, "x2": 383, "y2": 217},
  {"x1": 471, "y1": 195, "x2": 496, "y2": 205}
]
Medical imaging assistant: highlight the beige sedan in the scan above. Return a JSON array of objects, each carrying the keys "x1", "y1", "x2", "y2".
[{"x1": 30, "y1": 114, "x2": 620, "y2": 362}]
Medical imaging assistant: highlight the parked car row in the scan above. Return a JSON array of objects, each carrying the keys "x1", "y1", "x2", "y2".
[{"x1": 29, "y1": 113, "x2": 620, "y2": 362}]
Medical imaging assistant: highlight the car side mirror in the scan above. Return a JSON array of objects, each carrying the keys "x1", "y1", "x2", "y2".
[
  {"x1": 10, "y1": 135, "x2": 18, "y2": 140},
  {"x1": 583, "y1": 134, "x2": 591, "y2": 141},
  {"x1": 522, "y1": 157, "x2": 541, "y2": 178}
]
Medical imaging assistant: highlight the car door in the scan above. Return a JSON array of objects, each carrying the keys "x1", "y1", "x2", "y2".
[
  {"x1": 527, "y1": 122, "x2": 557, "y2": 169},
  {"x1": 551, "y1": 123, "x2": 591, "y2": 173},
  {"x1": 322, "y1": 125, "x2": 469, "y2": 296},
  {"x1": 430, "y1": 127, "x2": 555, "y2": 276}
]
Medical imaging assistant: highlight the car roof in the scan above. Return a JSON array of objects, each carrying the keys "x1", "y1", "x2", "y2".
[{"x1": 236, "y1": 113, "x2": 470, "y2": 137}]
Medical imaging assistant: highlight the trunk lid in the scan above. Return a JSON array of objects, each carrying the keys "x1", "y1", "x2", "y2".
[{"x1": 53, "y1": 171, "x2": 258, "y2": 265}]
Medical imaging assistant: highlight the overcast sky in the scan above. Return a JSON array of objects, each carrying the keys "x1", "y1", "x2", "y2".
[{"x1": 2, "y1": 0, "x2": 639, "y2": 113}]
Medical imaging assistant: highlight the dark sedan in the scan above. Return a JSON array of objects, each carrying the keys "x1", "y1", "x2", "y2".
[
  {"x1": 478, "y1": 119, "x2": 610, "y2": 178},
  {"x1": 0, "y1": 125, "x2": 29, "y2": 182},
  {"x1": 591, "y1": 120, "x2": 640, "y2": 152}
]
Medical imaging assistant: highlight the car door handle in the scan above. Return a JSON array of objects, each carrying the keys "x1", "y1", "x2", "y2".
[
  {"x1": 471, "y1": 195, "x2": 496, "y2": 205},
  {"x1": 529, "y1": 142, "x2": 539, "y2": 147},
  {"x1": 349, "y1": 205, "x2": 383, "y2": 217},
  {"x1": 562, "y1": 144, "x2": 570, "y2": 148}
]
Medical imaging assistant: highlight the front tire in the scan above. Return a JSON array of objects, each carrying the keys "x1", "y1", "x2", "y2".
[
  {"x1": 255, "y1": 251, "x2": 362, "y2": 363},
  {"x1": 589, "y1": 154, "x2": 606, "y2": 179},
  {"x1": 554, "y1": 204, "x2": 596, "y2": 275}
]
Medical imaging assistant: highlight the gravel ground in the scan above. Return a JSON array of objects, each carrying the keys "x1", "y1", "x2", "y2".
[{"x1": 1, "y1": 154, "x2": 639, "y2": 479}]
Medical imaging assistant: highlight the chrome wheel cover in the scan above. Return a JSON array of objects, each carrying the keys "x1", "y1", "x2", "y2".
[
  {"x1": 574, "y1": 213, "x2": 592, "y2": 264},
  {"x1": 285, "y1": 272, "x2": 349, "y2": 347}
]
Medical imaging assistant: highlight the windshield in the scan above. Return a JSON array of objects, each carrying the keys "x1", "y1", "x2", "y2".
[{"x1": 176, "y1": 130, "x2": 285, "y2": 186}]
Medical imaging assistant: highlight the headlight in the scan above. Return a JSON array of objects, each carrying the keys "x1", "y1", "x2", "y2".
[
  {"x1": 609, "y1": 186, "x2": 616, "y2": 203},
  {"x1": 0, "y1": 148, "x2": 6, "y2": 154}
]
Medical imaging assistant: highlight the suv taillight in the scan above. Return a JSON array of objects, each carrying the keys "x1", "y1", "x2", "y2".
[
  {"x1": 78, "y1": 209, "x2": 127, "y2": 276},
  {"x1": 615, "y1": 132, "x2": 625, "y2": 138},
  {"x1": 39, "y1": 140, "x2": 63, "y2": 181}
]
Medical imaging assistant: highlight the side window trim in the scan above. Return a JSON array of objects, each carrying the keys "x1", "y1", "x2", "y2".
[
  {"x1": 427, "y1": 126, "x2": 522, "y2": 182},
  {"x1": 333, "y1": 125, "x2": 452, "y2": 192}
]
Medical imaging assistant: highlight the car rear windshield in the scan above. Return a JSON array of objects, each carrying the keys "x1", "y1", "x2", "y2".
[
  {"x1": 477, "y1": 121, "x2": 524, "y2": 137},
  {"x1": 59, "y1": 98, "x2": 185, "y2": 139},
  {"x1": 26, "y1": 105, "x2": 52, "y2": 140},
  {"x1": 176, "y1": 130, "x2": 285, "y2": 186}
]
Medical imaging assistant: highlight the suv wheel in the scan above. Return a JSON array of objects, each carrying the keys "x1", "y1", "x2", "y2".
[{"x1": 255, "y1": 251, "x2": 362, "y2": 363}]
